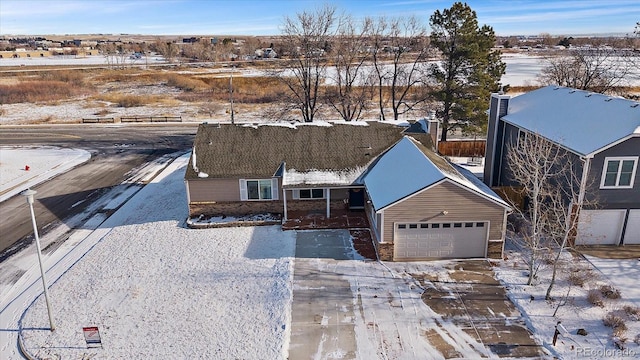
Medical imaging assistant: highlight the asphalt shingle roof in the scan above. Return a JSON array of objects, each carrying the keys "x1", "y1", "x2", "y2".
[{"x1": 185, "y1": 122, "x2": 432, "y2": 185}]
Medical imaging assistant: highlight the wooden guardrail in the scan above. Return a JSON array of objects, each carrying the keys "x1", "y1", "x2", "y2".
[
  {"x1": 151, "y1": 116, "x2": 182, "y2": 122},
  {"x1": 120, "y1": 116, "x2": 151, "y2": 123},
  {"x1": 82, "y1": 117, "x2": 115, "y2": 123}
]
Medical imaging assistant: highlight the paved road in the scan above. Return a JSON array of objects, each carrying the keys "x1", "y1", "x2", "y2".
[{"x1": 0, "y1": 123, "x2": 197, "y2": 261}]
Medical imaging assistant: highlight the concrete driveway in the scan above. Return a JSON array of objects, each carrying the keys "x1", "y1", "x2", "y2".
[
  {"x1": 288, "y1": 230, "x2": 360, "y2": 359},
  {"x1": 287, "y1": 230, "x2": 546, "y2": 359}
]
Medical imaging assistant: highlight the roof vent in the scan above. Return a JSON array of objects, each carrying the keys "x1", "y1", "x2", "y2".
[{"x1": 632, "y1": 104, "x2": 639, "y2": 108}]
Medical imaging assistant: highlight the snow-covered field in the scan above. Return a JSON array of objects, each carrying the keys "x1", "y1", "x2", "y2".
[
  {"x1": 1, "y1": 145, "x2": 639, "y2": 359},
  {"x1": 0, "y1": 55, "x2": 166, "y2": 67},
  {"x1": 0, "y1": 146, "x2": 91, "y2": 202}
]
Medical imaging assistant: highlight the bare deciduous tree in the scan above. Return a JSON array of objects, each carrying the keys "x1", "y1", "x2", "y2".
[
  {"x1": 277, "y1": 5, "x2": 337, "y2": 122},
  {"x1": 154, "y1": 40, "x2": 179, "y2": 63},
  {"x1": 325, "y1": 15, "x2": 372, "y2": 121},
  {"x1": 506, "y1": 132, "x2": 598, "y2": 295},
  {"x1": 538, "y1": 48, "x2": 638, "y2": 95},
  {"x1": 506, "y1": 133, "x2": 575, "y2": 286},
  {"x1": 368, "y1": 16, "x2": 430, "y2": 121}
]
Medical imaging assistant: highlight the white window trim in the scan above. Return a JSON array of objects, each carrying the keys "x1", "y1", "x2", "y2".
[
  {"x1": 239, "y1": 178, "x2": 278, "y2": 201},
  {"x1": 517, "y1": 128, "x2": 528, "y2": 148},
  {"x1": 600, "y1": 156, "x2": 638, "y2": 189},
  {"x1": 292, "y1": 188, "x2": 325, "y2": 200}
]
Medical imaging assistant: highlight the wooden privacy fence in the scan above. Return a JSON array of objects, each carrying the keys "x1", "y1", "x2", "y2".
[{"x1": 438, "y1": 140, "x2": 486, "y2": 157}]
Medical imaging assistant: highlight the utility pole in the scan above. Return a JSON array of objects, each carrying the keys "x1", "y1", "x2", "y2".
[{"x1": 229, "y1": 66, "x2": 235, "y2": 124}]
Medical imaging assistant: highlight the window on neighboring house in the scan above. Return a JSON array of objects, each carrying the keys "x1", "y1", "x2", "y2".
[
  {"x1": 240, "y1": 179, "x2": 277, "y2": 200},
  {"x1": 517, "y1": 128, "x2": 528, "y2": 147},
  {"x1": 298, "y1": 188, "x2": 325, "y2": 199},
  {"x1": 600, "y1": 157, "x2": 638, "y2": 189}
]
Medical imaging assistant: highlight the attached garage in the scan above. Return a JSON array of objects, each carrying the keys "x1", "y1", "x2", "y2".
[
  {"x1": 394, "y1": 221, "x2": 488, "y2": 260},
  {"x1": 576, "y1": 210, "x2": 626, "y2": 245},
  {"x1": 623, "y1": 209, "x2": 640, "y2": 245}
]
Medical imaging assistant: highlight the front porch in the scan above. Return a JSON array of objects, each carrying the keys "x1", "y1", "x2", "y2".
[
  {"x1": 282, "y1": 209, "x2": 377, "y2": 260},
  {"x1": 282, "y1": 209, "x2": 369, "y2": 230}
]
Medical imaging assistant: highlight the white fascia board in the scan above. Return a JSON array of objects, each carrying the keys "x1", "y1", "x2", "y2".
[{"x1": 585, "y1": 134, "x2": 639, "y2": 158}]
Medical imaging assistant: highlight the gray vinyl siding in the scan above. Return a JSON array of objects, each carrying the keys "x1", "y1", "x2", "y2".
[
  {"x1": 187, "y1": 178, "x2": 242, "y2": 202},
  {"x1": 497, "y1": 123, "x2": 584, "y2": 193},
  {"x1": 485, "y1": 95, "x2": 510, "y2": 187},
  {"x1": 381, "y1": 181, "x2": 506, "y2": 243},
  {"x1": 587, "y1": 137, "x2": 640, "y2": 208},
  {"x1": 496, "y1": 122, "x2": 521, "y2": 186}
]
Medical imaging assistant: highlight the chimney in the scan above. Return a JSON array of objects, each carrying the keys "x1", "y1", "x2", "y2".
[
  {"x1": 484, "y1": 92, "x2": 511, "y2": 187},
  {"x1": 427, "y1": 110, "x2": 439, "y2": 151}
]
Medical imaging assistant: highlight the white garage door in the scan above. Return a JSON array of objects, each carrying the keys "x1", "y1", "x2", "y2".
[
  {"x1": 623, "y1": 209, "x2": 640, "y2": 245},
  {"x1": 576, "y1": 210, "x2": 625, "y2": 245},
  {"x1": 394, "y1": 222, "x2": 487, "y2": 260}
]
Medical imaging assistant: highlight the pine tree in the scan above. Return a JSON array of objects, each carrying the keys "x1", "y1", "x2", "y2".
[{"x1": 429, "y1": 2, "x2": 505, "y2": 141}]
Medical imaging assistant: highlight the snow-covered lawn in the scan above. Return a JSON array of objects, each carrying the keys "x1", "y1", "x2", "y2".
[
  {"x1": 495, "y1": 243, "x2": 640, "y2": 359},
  {"x1": 17, "y1": 155, "x2": 296, "y2": 359},
  {"x1": 0, "y1": 146, "x2": 91, "y2": 202}
]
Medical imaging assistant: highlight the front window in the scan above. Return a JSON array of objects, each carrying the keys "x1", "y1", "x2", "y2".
[
  {"x1": 299, "y1": 188, "x2": 324, "y2": 199},
  {"x1": 246, "y1": 179, "x2": 273, "y2": 200},
  {"x1": 600, "y1": 157, "x2": 637, "y2": 189}
]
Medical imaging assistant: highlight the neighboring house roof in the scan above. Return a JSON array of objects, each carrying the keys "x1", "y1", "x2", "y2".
[
  {"x1": 364, "y1": 137, "x2": 510, "y2": 211},
  {"x1": 502, "y1": 85, "x2": 640, "y2": 156},
  {"x1": 185, "y1": 121, "x2": 432, "y2": 186}
]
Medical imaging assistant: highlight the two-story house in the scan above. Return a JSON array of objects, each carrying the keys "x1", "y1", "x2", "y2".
[{"x1": 484, "y1": 85, "x2": 640, "y2": 246}]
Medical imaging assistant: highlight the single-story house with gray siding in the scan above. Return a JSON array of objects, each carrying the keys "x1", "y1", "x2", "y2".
[{"x1": 185, "y1": 121, "x2": 510, "y2": 260}]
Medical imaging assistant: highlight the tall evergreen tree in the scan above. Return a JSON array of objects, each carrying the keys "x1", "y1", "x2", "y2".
[{"x1": 429, "y1": 2, "x2": 505, "y2": 141}]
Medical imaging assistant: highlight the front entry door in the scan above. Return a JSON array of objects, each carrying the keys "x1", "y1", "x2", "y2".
[{"x1": 349, "y1": 188, "x2": 365, "y2": 209}]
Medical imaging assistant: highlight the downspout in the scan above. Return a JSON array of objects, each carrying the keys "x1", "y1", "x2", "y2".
[
  {"x1": 282, "y1": 187, "x2": 288, "y2": 222},
  {"x1": 573, "y1": 156, "x2": 592, "y2": 243},
  {"x1": 326, "y1": 188, "x2": 330, "y2": 218}
]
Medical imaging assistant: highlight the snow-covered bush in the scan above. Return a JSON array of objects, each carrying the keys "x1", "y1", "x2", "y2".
[{"x1": 587, "y1": 289, "x2": 604, "y2": 307}]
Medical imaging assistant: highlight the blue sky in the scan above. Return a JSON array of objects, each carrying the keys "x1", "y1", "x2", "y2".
[{"x1": 1, "y1": 0, "x2": 638, "y2": 36}]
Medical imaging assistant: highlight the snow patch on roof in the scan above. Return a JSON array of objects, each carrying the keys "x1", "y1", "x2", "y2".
[
  {"x1": 417, "y1": 119, "x2": 429, "y2": 133},
  {"x1": 260, "y1": 122, "x2": 297, "y2": 128},
  {"x1": 283, "y1": 167, "x2": 366, "y2": 186},
  {"x1": 191, "y1": 147, "x2": 199, "y2": 173}
]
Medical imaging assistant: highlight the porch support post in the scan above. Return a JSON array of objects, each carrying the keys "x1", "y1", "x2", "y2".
[
  {"x1": 326, "y1": 188, "x2": 330, "y2": 218},
  {"x1": 283, "y1": 188, "x2": 288, "y2": 221}
]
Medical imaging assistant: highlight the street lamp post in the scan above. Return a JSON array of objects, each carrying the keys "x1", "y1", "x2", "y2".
[{"x1": 21, "y1": 189, "x2": 55, "y2": 331}]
